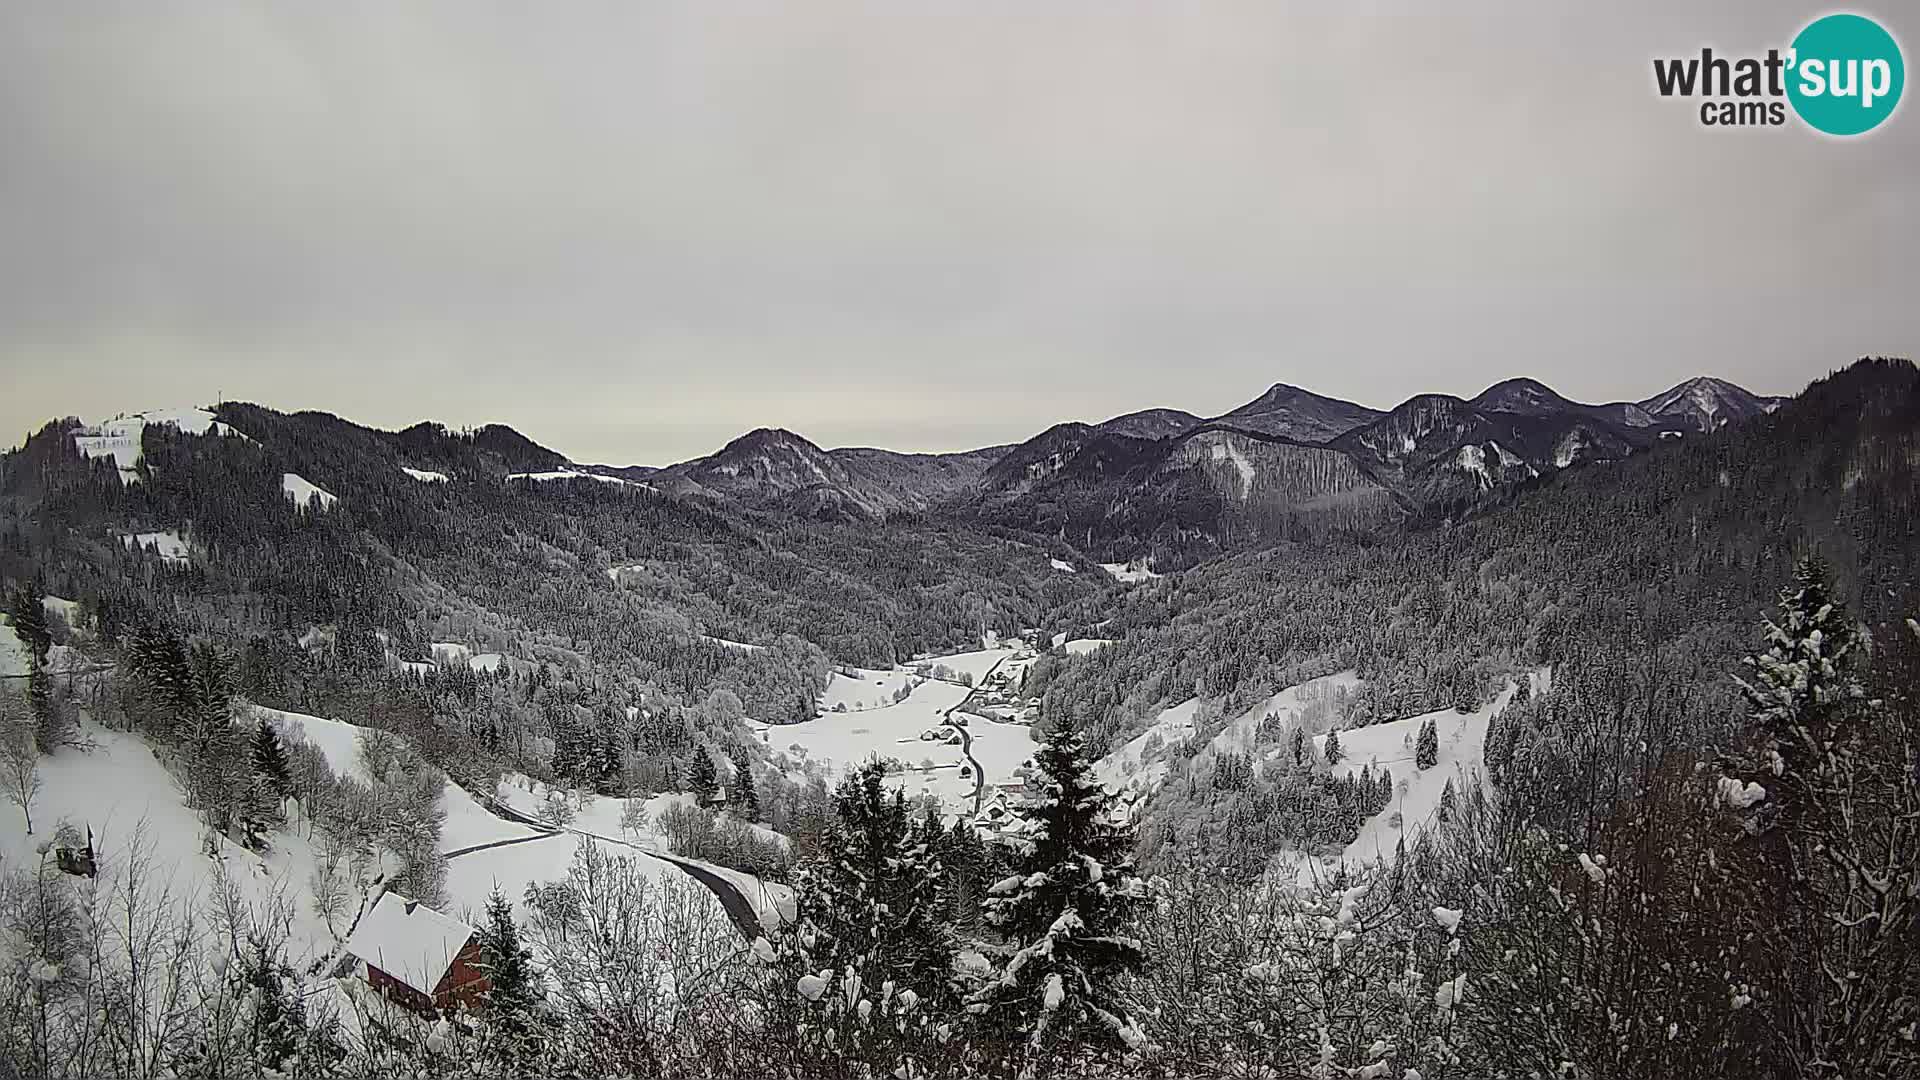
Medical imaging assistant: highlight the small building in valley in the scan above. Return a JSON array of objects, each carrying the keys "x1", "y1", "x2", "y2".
[{"x1": 343, "y1": 893, "x2": 489, "y2": 1014}]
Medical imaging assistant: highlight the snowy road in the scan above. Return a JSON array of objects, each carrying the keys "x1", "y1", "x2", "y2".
[
  {"x1": 942, "y1": 654, "x2": 1009, "y2": 815},
  {"x1": 465, "y1": 788, "x2": 774, "y2": 941}
]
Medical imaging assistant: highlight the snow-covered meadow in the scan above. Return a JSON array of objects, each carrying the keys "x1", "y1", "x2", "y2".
[
  {"x1": 71, "y1": 407, "x2": 247, "y2": 481},
  {"x1": 1296, "y1": 669, "x2": 1549, "y2": 884},
  {"x1": 753, "y1": 643, "x2": 1041, "y2": 816}
]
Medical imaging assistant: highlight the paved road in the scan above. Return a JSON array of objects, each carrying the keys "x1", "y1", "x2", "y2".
[
  {"x1": 442, "y1": 829, "x2": 565, "y2": 860},
  {"x1": 461, "y1": 788, "x2": 773, "y2": 942},
  {"x1": 941, "y1": 654, "x2": 1011, "y2": 816}
]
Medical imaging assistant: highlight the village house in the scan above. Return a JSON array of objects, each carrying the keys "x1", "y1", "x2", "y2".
[{"x1": 343, "y1": 893, "x2": 490, "y2": 1015}]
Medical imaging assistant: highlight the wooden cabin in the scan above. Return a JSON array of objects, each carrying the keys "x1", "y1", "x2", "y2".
[{"x1": 343, "y1": 893, "x2": 489, "y2": 1014}]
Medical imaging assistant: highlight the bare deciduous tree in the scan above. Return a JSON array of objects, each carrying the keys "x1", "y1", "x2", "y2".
[{"x1": 2, "y1": 693, "x2": 43, "y2": 834}]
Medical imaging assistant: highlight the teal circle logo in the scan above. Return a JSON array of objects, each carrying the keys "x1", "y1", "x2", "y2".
[{"x1": 1787, "y1": 14, "x2": 1904, "y2": 135}]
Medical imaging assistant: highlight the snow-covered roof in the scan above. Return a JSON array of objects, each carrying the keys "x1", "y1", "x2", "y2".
[{"x1": 343, "y1": 893, "x2": 474, "y2": 996}]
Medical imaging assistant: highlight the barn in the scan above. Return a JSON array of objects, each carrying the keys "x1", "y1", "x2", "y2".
[{"x1": 343, "y1": 893, "x2": 490, "y2": 1014}]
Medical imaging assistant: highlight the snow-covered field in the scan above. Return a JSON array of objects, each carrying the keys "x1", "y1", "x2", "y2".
[
  {"x1": 1210, "y1": 439, "x2": 1256, "y2": 499},
  {"x1": 508, "y1": 468, "x2": 645, "y2": 488},
  {"x1": 400, "y1": 466, "x2": 449, "y2": 483},
  {"x1": 120, "y1": 530, "x2": 191, "y2": 564},
  {"x1": 0, "y1": 617, "x2": 29, "y2": 677},
  {"x1": 282, "y1": 472, "x2": 338, "y2": 510},
  {"x1": 258, "y1": 705, "x2": 538, "y2": 854},
  {"x1": 757, "y1": 645, "x2": 1039, "y2": 815},
  {"x1": 1095, "y1": 698, "x2": 1202, "y2": 793},
  {"x1": 482, "y1": 779, "x2": 791, "y2": 923},
  {"x1": 41, "y1": 594, "x2": 83, "y2": 632},
  {"x1": 1210, "y1": 671, "x2": 1362, "y2": 757},
  {"x1": 912, "y1": 646, "x2": 1011, "y2": 685},
  {"x1": 1062, "y1": 638, "x2": 1113, "y2": 655},
  {"x1": 757, "y1": 677, "x2": 971, "y2": 765},
  {"x1": 1096, "y1": 671, "x2": 1360, "y2": 795},
  {"x1": 1049, "y1": 558, "x2": 1076, "y2": 573},
  {"x1": 1299, "y1": 668, "x2": 1551, "y2": 884},
  {"x1": 429, "y1": 641, "x2": 506, "y2": 672},
  {"x1": 1089, "y1": 667, "x2": 1547, "y2": 886},
  {"x1": 71, "y1": 407, "x2": 246, "y2": 481},
  {"x1": 1099, "y1": 560, "x2": 1161, "y2": 584},
  {"x1": 0, "y1": 718, "x2": 359, "y2": 967},
  {"x1": 819, "y1": 665, "x2": 916, "y2": 712}
]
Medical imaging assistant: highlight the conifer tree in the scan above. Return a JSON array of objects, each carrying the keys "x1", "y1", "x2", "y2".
[
  {"x1": 1290, "y1": 725, "x2": 1307, "y2": 767},
  {"x1": 7, "y1": 581, "x2": 51, "y2": 665},
  {"x1": 475, "y1": 887, "x2": 540, "y2": 1050},
  {"x1": 728, "y1": 745, "x2": 759, "y2": 818},
  {"x1": 9, "y1": 583, "x2": 66, "y2": 751},
  {"x1": 127, "y1": 622, "x2": 194, "y2": 738},
  {"x1": 969, "y1": 725, "x2": 1148, "y2": 1058},
  {"x1": 937, "y1": 813, "x2": 994, "y2": 934},
  {"x1": 1323, "y1": 727, "x2": 1344, "y2": 766},
  {"x1": 183, "y1": 643, "x2": 248, "y2": 835},
  {"x1": 1733, "y1": 555, "x2": 1864, "y2": 797},
  {"x1": 791, "y1": 759, "x2": 952, "y2": 1000},
  {"x1": 687, "y1": 745, "x2": 719, "y2": 803},
  {"x1": 26, "y1": 662, "x2": 62, "y2": 751},
  {"x1": 251, "y1": 721, "x2": 292, "y2": 799},
  {"x1": 241, "y1": 936, "x2": 331, "y2": 1073},
  {"x1": 1721, "y1": 557, "x2": 1920, "y2": 1071},
  {"x1": 1415, "y1": 718, "x2": 1439, "y2": 770}
]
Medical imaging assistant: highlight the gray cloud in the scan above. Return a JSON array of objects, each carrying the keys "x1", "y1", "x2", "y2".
[{"x1": 3, "y1": 2, "x2": 1916, "y2": 464}]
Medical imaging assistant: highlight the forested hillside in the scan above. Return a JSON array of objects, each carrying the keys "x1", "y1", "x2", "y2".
[
  {"x1": 1027, "y1": 359, "x2": 1919, "y2": 758},
  {"x1": 1, "y1": 359, "x2": 1914, "y2": 1079},
  {"x1": 0, "y1": 401, "x2": 1103, "y2": 810}
]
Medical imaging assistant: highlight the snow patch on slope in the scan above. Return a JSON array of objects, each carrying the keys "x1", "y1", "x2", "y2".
[
  {"x1": 1553, "y1": 432, "x2": 1586, "y2": 469},
  {"x1": 120, "y1": 530, "x2": 191, "y2": 565},
  {"x1": 1096, "y1": 698, "x2": 1202, "y2": 793},
  {"x1": 1099, "y1": 561, "x2": 1161, "y2": 584},
  {"x1": 71, "y1": 407, "x2": 247, "y2": 482},
  {"x1": 509, "y1": 469, "x2": 647, "y2": 488},
  {"x1": 282, "y1": 473, "x2": 338, "y2": 511},
  {"x1": 1210, "y1": 440, "x2": 1256, "y2": 499},
  {"x1": 1456, "y1": 445, "x2": 1491, "y2": 490},
  {"x1": 1062, "y1": 638, "x2": 1113, "y2": 656},
  {"x1": 1, "y1": 716, "x2": 368, "y2": 968},
  {"x1": 1301, "y1": 668, "x2": 1551, "y2": 885}
]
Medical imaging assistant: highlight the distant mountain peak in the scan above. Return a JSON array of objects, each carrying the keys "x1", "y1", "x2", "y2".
[
  {"x1": 1213, "y1": 383, "x2": 1383, "y2": 444},
  {"x1": 723, "y1": 426, "x2": 820, "y2": 451},
  {"x1": 1472, "y1": 377, "x2": 1579, "y2": 416},
  {"x1": 1637, "y1": 376, "x2": 1780, "y2": 433},
  {"x1": 1096, "y1": 408, "x2": 1203, "y2": 440}
]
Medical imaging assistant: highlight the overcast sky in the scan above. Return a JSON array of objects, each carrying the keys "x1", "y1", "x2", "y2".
[{"x1": 3, "y1": 3, "x2": 1916, "y2": 465}]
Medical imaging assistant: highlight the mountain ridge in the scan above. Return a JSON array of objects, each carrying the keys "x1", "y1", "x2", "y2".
[
  {"x1": 627, "y1": 372, "x2": 1782, "y2": 521},
  {"x1": 14, "y1": 371, "x2": 1792, "y2": 530}
]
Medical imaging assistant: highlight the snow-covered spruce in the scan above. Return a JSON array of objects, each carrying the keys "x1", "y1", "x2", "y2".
[{"x1": 967, "y1": 725, "x2": 1150, "y2": 1058}]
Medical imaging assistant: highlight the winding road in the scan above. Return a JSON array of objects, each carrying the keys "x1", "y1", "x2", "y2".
[
  {"x1": 456, "y1": 790, "x2": 780, "y2": 942},
  {"x1": 443, "y1": 650, "x2": 1029, "y2": 940},
  {"x1": 941, "y1": 654, "x2": 1011, "y2": 816}
]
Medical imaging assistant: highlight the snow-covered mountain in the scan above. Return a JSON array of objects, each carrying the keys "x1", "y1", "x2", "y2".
[
  {"x1": 652, "y1": 427, "x2": 1005, "y2": 519},
  {"x1": 1208, "y1": 383, "x2": 1385, "y2": 444},
  {"x1": 1636, "y1": 376, "x2": 1784, "y2": 434},
  {"x1": 1330, "y1": 392, "x2": 1660, "y2": 506},
  {"x1": 1470, "y1": 377, "x2": 1587, "y2": 418},
  {"x1": 1095, "y1": 408, "x2": 1206, "y2": 440},
  {"x1": 978, "y1": 422, "x2": 1107, "y2": 495}
]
